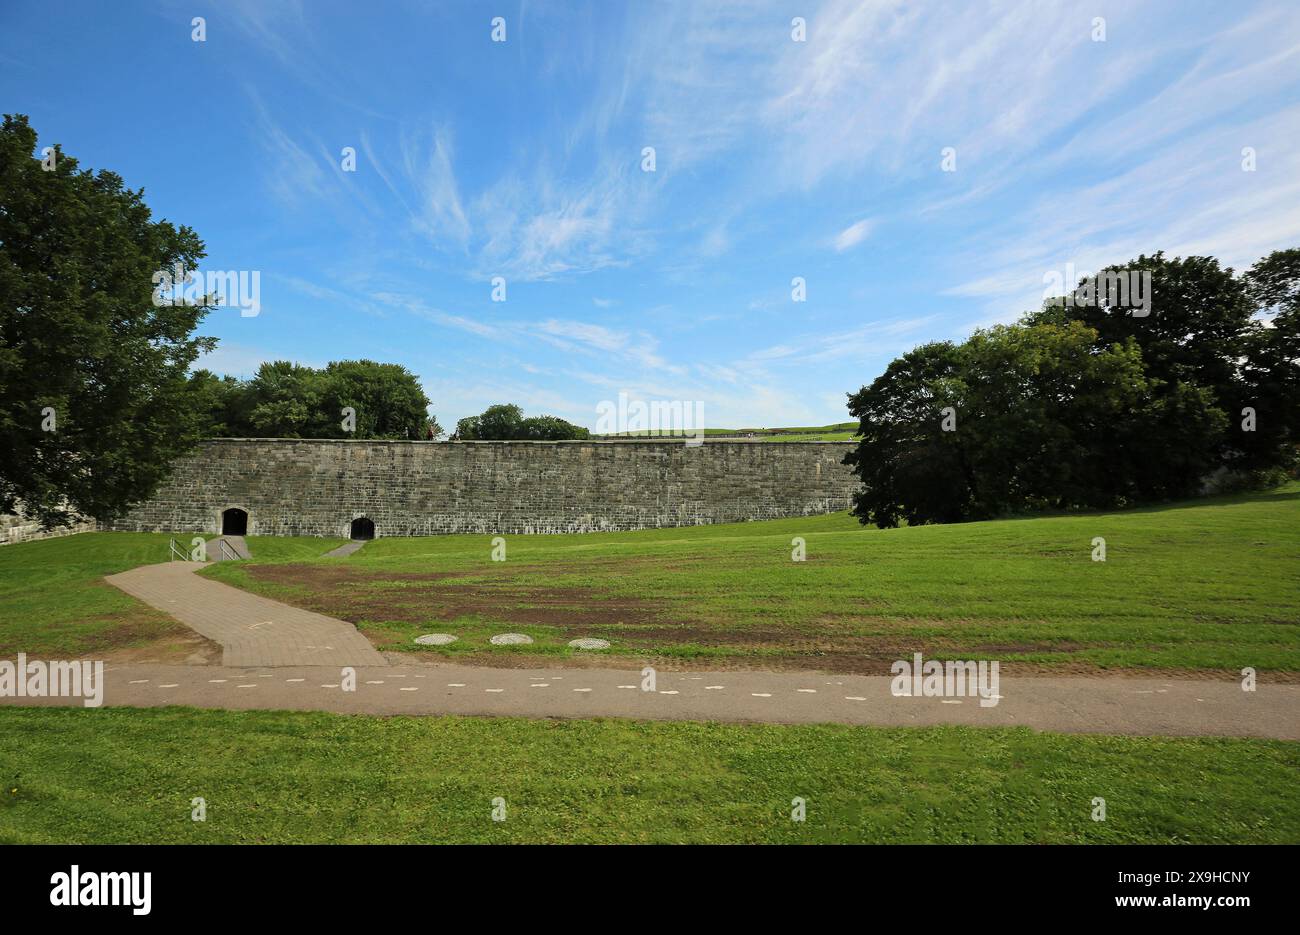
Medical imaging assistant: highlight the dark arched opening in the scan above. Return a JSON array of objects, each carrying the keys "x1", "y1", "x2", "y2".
[
  {"x1": 221, "y1": 508, "x2": 248, "y2": 536},
  {"x1": 350, "y1": 517, "x2": 375, "y2": 540}
]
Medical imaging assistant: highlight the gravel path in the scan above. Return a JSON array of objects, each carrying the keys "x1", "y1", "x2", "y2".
[{"x1": 5, "y1": 660, "x2": 1296, "y2": 738}]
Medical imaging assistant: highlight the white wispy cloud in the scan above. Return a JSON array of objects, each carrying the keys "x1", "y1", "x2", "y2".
[
  {"x1": 247, "y1": 90, "x2": 332, "y2": 207},
  {"x1": 745, "y1": 315, "x2": 942, "y2": 366},
  {"x1": 402, "y1": 125, "x2": 470, "y2": 245},
  {"x1": 370, "y1": 292, "x2": 504, "y2": 340},
  {"x1": 943, "y1": 101, "x2": 1300, "y2": 320},
  {"x1": 833, "y1": 218, "x2": 873, "y2": 252},
  {"x1": 532, "y1": 318, "x2": 673, "y2": 372},
  {"x1": 471, "y1": 157, "x2": 650, "y2": 280}
]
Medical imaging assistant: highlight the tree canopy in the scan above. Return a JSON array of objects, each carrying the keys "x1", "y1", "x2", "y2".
[
  {"x1": 845, "y1": 250, "x2": 1300, "y2": 528},
  {"x1": 189, "y1": 360, "x2": 438, "y2": 440},
  {"x1": 0, "y1": 114, "x2": 215, "y2": 528},
  {"x1": 455, "y1": 403, "x2": 590, "y2": 441}
]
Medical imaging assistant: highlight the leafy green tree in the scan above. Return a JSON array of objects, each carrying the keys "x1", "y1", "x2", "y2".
[
  {"x1": 844, "y1": 322, "x2": 1222, "y2": 527},
  {"x1": 186, "y1": 369, "x2": 248, "y2": 437},
  {"x1": 189, "y1": 360, "x2": 437, "y2": 439},
  {"x1": 847, "y1": 248, "x2": 1295, "y2": 528},
  {"x1": 519, "y1": 414, "x2": 590, "y2": 440},
  {"x1": 1241, "y1": 249, "x2": 1300, "y2": 472},
  {"x1": 842, "y1": 342, "x2": 968, "y2": 528},
  {"x1": 244, "y1": 361, "x2": 321, "y2": 438},
  {"x1": 0, "y1": 115, "x2": 215, "y2": 528},
  {"x1": 456, "y1": 403, "x2": 521, "y2": 440},
  {"x1": 1030, "y1": 252, "x2": 1253, "y2": 394},
  {"x1": 1030, "y1": 251, "x2": 1293, "y2": 474},
  {"x1": 319, "y1": 360, "x2": 434, "y2": 439},
  {"x1": 956, "y1": 322, "x2": 1219, "y2": 511},
  {"x1": 455, "y1": 403, "x2": 588, "y2": 440}
]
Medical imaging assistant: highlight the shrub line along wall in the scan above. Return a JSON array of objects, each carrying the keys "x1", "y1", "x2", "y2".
[{"x1": 107, "y1": 438, "x2": 859, "y2": 538}]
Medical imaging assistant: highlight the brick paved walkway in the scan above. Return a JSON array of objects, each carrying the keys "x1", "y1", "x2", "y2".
[{"x1": 106, "y1": 562, "x2": 387, "y2": 668}]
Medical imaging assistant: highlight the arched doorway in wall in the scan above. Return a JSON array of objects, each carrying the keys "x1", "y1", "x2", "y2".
[
  {"x1": 350, "y1": 516, "x2": 375, "y2": 540},
  {"x1": 221, "y1": 507, "x2": 249, "y2": 536}
]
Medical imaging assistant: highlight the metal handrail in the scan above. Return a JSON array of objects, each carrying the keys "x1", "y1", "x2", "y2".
[{"x1": 218, "y1": 538, "x2": 237, "y2": 561}]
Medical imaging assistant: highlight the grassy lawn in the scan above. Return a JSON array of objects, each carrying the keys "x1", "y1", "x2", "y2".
[
  {"x1": 201, "y1": 484, "x2": 1300, "y2": 674},
  {"x1": 0, "y1": 533, "x2": 343, "y2": 657},
  {"x1": 235, "y1": 535, "x2": 346, "y2": 562},
  {"x1": 0, "y1": 706, "x2": 1294, "y2": 843},
  {"x1": 0, "y1": 533, "x2": 189, "y2": 657}
]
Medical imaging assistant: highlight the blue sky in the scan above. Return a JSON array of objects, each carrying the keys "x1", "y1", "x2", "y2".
[{"x1": 4, "y1": 0, "x2": 1299, "y2": 429}]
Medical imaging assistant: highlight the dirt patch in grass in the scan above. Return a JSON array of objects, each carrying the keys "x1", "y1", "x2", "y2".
[
  {"x1": 430, "y1": 584, "x2": 664, "y2": 627},
  {"x1": 238, "y1": 564, "x2": 1300, "y2": 683},
  {"x1": 245, "y1": 565, "x2": 463, "y2": 589},
  {"x1": 74, "y1": 610, "x2": 221, "y2": 664},
  {"x1": 98, "y1": 631, "x2": 222, "y2": 666},
  {"x1": 244, "y1": 563, "x2": 669, "y2": 628}
]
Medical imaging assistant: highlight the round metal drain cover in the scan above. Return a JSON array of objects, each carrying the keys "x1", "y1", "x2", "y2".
[{"x1": 489, "y1": 633, "x2": 534, "y2": 645}]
